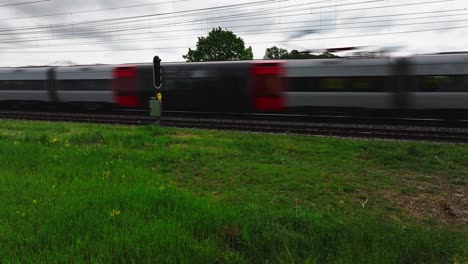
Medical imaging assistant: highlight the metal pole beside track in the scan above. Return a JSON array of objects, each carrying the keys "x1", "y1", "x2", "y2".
[{"x1": 150, "y1": 56, "x2": 163, "y2": 124}]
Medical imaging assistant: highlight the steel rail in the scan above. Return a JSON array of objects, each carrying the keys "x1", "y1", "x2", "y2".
[{"x1": 1, "y1": 110, "x2": 468, "y2": 143}]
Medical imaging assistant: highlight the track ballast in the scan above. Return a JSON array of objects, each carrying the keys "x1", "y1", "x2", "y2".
[{"x1": 1, "y1": 110, "x2": 468, "y2": 143}]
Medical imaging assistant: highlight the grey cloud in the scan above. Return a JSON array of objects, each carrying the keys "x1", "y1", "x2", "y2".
[
  {"x1": 0, "y1": 0, "x2": 466, "y2": 66},
  {"x1": 0, "y1": 1, "x2": 162, "y2": 50}
]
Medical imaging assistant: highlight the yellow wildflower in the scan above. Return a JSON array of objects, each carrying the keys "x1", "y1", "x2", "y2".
[
  {"x1": 103, "y1": 171, "x2": 111, "y2": 179},
  {"x1": 110, "y1": 209, "x2": 121, "y2": 217}
]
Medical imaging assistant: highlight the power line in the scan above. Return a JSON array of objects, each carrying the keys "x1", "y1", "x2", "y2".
[
  {"x1": 44, "y1": 7, "x2": 466, "y2": 39},
  {"x1": 0, "y1": 0, "x2": 462, "y2": 55},
  {"x1": 0, "y1": 0, "x2": 290, "y2": 32},
  {"x1": 97, "y1": 0, "x2": 452, "y2": 32},
  {"x1": 0, "y1": 0, "x2": 381, "y2": 34},
  {"x1": 0, "y1": 0, "x2": 373, "y2": 45},
  {"x1": 253, "y1": 25, "x2": 468, "y2": 44},
  {"x1": 0, "y1": 0, "x2": 451, "y2": 47},
  {"x1": 29, "y1": 0, "x2": 453, "y2": 35},
  {"x1": 0, "y1": 47, "x2": 190, "y2": 53},
  {"x1": 0, "y1": 0, "x2": 188, "y2": 21},
  {"x1": 1, "y1": 9, "x2": 466, "y2": 45},
  {"x1": 11, "y1": 17, "x2": 464, "y2": 47},
  {"x1": 0, "y1": 1, "x2": 335, "y2": 38},
  {"x1": 0, "y1": 0, "x2": 453, "y2": 46},
  {"x1": 2, "y1": 24, "x2": 467, "y2": 53},
  {"x1": 203, "y1": 0, "x2": 455, "y2": 24},
  {"x1": 24, "y1": 10, "x2": 468, "y2": 39},
  {"x1": 0, "y1": 0, "x2": 50, "y2": 8},
  {"x1": 0, "y1": 0, "x2": 344, "y2": 23}
]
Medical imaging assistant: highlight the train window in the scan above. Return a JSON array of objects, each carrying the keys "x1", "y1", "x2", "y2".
[
  {"x1": 289, "y1": 76, "x2": 385, "y2": 92},
  {"x1": 419, "y1": 76, "x2": 465, "y2": 92},
  {"x1": 352, "y1": 79, "x2": 371, "y2": 91},
  {"x1": 0, "y1": 80, "x2": 45, "y2": 90},
  {"x1": 320, "y1": 78, "x2": 345, "y2": 91},
  {"x1": 420, "y1": 76, "x2": 447, "y2": 92},
  {"x1": 350, "y1": 77, "x2": 385, "y2": 92},
  {"x1": 0, "y1": 80, "x2": 10, "y2": 89},
  {"x1": 288, "y1": 77, "x2": 317, "y2": 92},
  {"x1": 58, "y1": 80, "x2": 110, "y2": 91}
]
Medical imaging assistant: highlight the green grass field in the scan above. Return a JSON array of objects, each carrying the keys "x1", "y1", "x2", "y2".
[{"x1": 0, "y1": 120, "x2": 466, "y2": 263}]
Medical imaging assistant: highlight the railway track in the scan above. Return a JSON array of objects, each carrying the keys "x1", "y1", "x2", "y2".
[
  {"x1": 165, "y1": 111, "x2": 468, "y2": 129},
  {"x1": 1, "y1": 110, "x2": 468, "y2": 143}
]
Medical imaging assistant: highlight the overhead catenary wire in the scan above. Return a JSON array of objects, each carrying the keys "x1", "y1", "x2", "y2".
[
  {"x1": 2, "y1": 8, "x2": 466, "y2": 40},
  {"x1": 1, "y1": 9, "x2": 466, "y2": 46},
  {"x1": 5, "y1": 18, "x2": 467, "y2": 48},
  {"x1": 0, "y1": 0, "x2": 464, "y2": 58},
  {"x1": 0, "y1": 0, "x2": 191, "y2": 21},
  {"x1": 0, "y1": 0, "x2": 385, "y2": 34},
  {"x1": 21, "y1": 7, "x2": 465, "y2": 38},
  {"x1": 2, "y1": 24, "x2": 468, "y2": 53},
  {"x1": 254, "y1": 24, "x2": 468, "y2": 44},
  {"x1": 0, "y1": 0, "x2": 291, "y2": 32},
  {"x1": 73, "y1": 0, "x2": 453, "y2": 31},
  {"x1": 0, "y1": 1, "x2": 297, "y2": 37},
  {"x1": 0, "y1": 0, "x2": 453, "y2": 43},
  {"x1": 0, "y1": 0, "x2": 451, "y2": 42},
  {"x1": 157, "y1": 0, "x2": 455, "y2": 27},
  {"x1": 0, "y1": 0, "x2": 50, "y2": 8},
  {"x1": 0, "y1": 0, "x2": 349, "y2": 23}
]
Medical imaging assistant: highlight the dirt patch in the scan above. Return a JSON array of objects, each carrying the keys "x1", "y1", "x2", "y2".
[{"x1": 366, "y1": 174, "x2": 467, "y2": 226}]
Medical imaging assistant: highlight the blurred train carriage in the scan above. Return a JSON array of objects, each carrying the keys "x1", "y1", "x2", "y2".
[
  {"x1": 406, "y1": 55, "x2": 468, "y2": 110},
  {"x1": 0, "y1": 53, "x2": 467, "y2": 115},
  {"x1": 285, "y1": 57, "x2": 394, "y2": 111},
  {"x1": 0, "y1": 67, "x2": 50, "y2": 104},
  {"x1": 285, "y1": 54, "x2": 468, "y2": 113},
  {"x1": 56, "y1": 65, "x2": 115, "y2": 106},
  {"x1": 160, "y1": 61, "x2": 254, "y2": 111},
  {"x1": 112, "y1": 61, "x2": 286, "y2": 112}
]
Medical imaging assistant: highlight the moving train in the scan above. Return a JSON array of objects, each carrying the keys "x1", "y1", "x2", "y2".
[{"x1": 0, "y1": 53, "x2": 467, "y2": 114}]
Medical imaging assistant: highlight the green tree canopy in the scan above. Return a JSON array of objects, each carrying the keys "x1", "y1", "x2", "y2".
[
  {"x1": 264, "y1": 46, "x2": 289, "y2": 60},
  {"x1": 286, "y1": 50, "x2": 338, "y2": 59},
  {"x1": 183, "y1": 27, "x2": 253, "y2": 62},
  {"x1": 264, "y1": 46, "x2": 339, "y2": 60}
]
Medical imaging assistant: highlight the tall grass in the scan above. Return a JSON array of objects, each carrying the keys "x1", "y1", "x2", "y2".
[{"x1": 0, "y1": 120, "x2": 466, "y2": 263}]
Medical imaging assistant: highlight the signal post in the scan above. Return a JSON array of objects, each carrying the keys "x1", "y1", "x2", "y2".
[{"x1": 150, "y1": 56, "x2": 163, "y2": 124}]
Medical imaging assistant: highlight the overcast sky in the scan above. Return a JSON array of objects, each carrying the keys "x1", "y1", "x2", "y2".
[{"x1": 0, "y1": 0, "x2": 466, "y2": 66}]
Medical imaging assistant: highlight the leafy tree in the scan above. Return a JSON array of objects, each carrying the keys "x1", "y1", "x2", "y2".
[
  {"x1": 183, "y1": 27, "x2": 253, "y2": 62},
  {"x1": 284, "y1": 50, "x2": 340, "y2": 59},
  {"x1": 263, "y1": 46, "x2": 289, "y2": 60},
  {"x1": 318, "y1": 51, "x2": 339, "y2": 59},
  {"x1": 263, "y1": 47, "x2": 339, "y2": 60}
]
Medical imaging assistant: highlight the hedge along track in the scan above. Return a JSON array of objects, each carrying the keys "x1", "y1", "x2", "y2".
[{"x1": 1, "y1": 110, "x2": 468, "y2": 143}]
